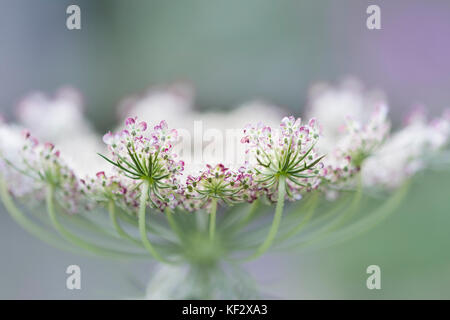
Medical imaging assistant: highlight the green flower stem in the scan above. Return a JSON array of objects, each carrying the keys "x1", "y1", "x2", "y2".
[
  {"x1": 277, "y1": 192, "x2": 319, "y2": 243},
  {"x1": 195, "y1": 209, "x2": 208, "y2": 232},
  {"x1": 274, "y1": 191, "x2": 357, "y2": 250},
  {"x1": 327, "y1": 173, "x2": 363, "y2": 231},
  {"x1": 108, "y1": 200, "x2": 142, "y2": 245},
  {"x1": 64, "y1": 213, "x2": 117, "y2": 238},
  {"x1": 46, "y1": 184, "x2": 144, "y2": 258},
  {"x1": 209, "y1": 198, "x2": 218, "y2": 241},
  {"x1": 246, "y1": 175, "x2": 286, "y2": 260},
  {"x1": 116, "y1": 208, "x2": 141, "y2": 227},
  {"x1": 334, "y1": 180, "x2": 410, "y2": 241},
  {"x1": 138, "y1": 180, "x2": 170, "y2": 263},
  {"x1": 286, "y1": 180, "x2": 411, "y2": 251},
  {"x1": 0, "y1": 176, "x2": 75, "y2": 252},
  {"x1": 237, "y1": 199, "x2": 260, "y2": 230},
  {"x1": 117, "y1": 207, "x2": 178, "y2": 243},
  {"x1": 165, "y1": 206, "x2": 183, "y2": 241}
]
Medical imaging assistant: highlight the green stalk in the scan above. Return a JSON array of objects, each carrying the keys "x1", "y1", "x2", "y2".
[
  {"x1": 285, "y1": 180, "x2": 411, "y2": 251},
  {"x1": 246, "y1": 175, "x2": 286, "y2": 260},
  {"x1": 277, "y1": 191, "x2": 319, "y2": 242},
  {"x1": 117, "y1": 207, "x2": 178, "y2": 243},
  {"x1": 237, "y1": 199, "x2": 260, "y2": 230},
  {"x1": 272, "y1": 193, "x2": 351, "y2": 250},
  {"x1": 108, "y1": 200, "x2": 141, "y2": 245},
  {"x1": 46, "y1": 184, "x2": 144, "y2": 258},
  {"x1": 138, "y1": 180, "x2": 169, "y2": 263},
  {"x1": 165, "y1": 206, "x2": 183, "y2": 241},
  {"x1": 0, "y1": 177, "x2": 75, "y2": 252},
  {"x1": 327, "y1": 173, "x2": 363, "y2": 231},
  {"x1": 209, "y1": 198, "x2": 218, "y2": 241}
]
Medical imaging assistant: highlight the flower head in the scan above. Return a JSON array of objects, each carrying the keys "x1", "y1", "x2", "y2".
[
  {"x1": 322, "y1": 104, "x2": 390, "y2": 188},
  {"x1": 17, "y1": 87, "x2": 87, "y2": 140},
  {"x1": 16, "y1": 131, "x2": 81, "y2": 213},
  {"x1": 0, "y1": 123, "x2": 36, "y2": 197},
  {"x1": 362, "y1": 108, "x2": 450, "y2": 188},
  {"x1": 241, "y1": 116, "x2": 325, "y2": 200},
  {"x1": 100, "y1": 117, "x2": 184, "y2": 210},
  {"x1": 184, "y1": 163, "x2": 257, "y2": 209},
  {"x1": 305, "y1": 78, "x2": 386, "y2": 154}
]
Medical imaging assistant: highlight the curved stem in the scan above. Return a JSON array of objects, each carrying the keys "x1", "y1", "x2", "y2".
[
  {"x1": 328, "y1": 173, "x2": 363, "y2": 231},
  {"x1": 138, "y1": 180, "x2": 170, "y2": 263},
  {"x1": 282, "y1": 180, "x2": 411, "y2": 251},
  {"x1": 209, "y1": 198, "x2": 218, "y2": 241},
  {"x1": 46, "y1": 184, "x2": 144, "y2": 258},
  {"x1": 236, "y1": 199, "x2": 260, "y2": 231},
  {"x1": 165, "y1": 206, "x2": 183, "y2": 241},
  {"x1": 278, "y1": 183, "x2": 362, "y2": 249},
  {"x1": 277, "y1": 191, "x2": 319, "y2": 243},
  {"x1": 246, "y1": 175, "x2": 286, "y2": 260},
  {"x1": 0, "y1": 177, "x2": 76, "y2": 252},
  {"x1": 321, "y1": 180, "x2": 410, "y2": 247},
  {"x1": 108, "y1": 200, "x2": 142, "y2": 245}
]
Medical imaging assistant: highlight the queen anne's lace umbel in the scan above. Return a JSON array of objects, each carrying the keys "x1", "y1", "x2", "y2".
[
  {"x1": 100, "y1": 118, "x2": 185, "y2": 211},
  {"x1": 0, "y1": 84, "x2": 449, "y2": 287},
  {"x1": 241, "y1": 117, "x2": 325, "y2": 201},
  {"x1": 1, "y1": 105, "x2": 449, "y2": 212}
]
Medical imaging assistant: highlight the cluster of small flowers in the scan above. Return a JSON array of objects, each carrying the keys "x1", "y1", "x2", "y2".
[
  {"x1": 361, "y1": 108, "x2": 450, "y2": 189},
  {"x1": 9, "y1": 88, "x2": 107, "y2": 178},
  {"x1": 1, "y1": 84, "x2": 449, "y2": 214},
  {"x1": 322, "y1": 104, "x2": 390, "y2": 187},
  {"x1": 17, "y1": 87, "x2": 86, "y2": 140},
  {"x1": 241, "y1": 116, "x2": 326, "y2": 201},
  {"x1": 184, "y1": 164, "x2": 258, "y2": 210},
  {"x1": 0, "y1": 120, "x2": 37, "y2": 197},
  {"x1": 94, "y1": 115, "x2": 327, "y2": 211},
  {"x1": 17, "y1": 130, "x2": 81, "y2": 213},
  {"x1": 79, "y1": 171, "x2": 135, "y2": 210},
  {"x1": 101, "y1": 118, "x2": 185, "y2": 211},
  {"x1": 304, "y1": 80, "x2": 450, "y2": 196}
]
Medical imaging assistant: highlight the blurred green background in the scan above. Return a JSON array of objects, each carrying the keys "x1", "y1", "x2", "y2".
[{"x1": 0, "y1": 0, "x2": 449, "y2": 299}]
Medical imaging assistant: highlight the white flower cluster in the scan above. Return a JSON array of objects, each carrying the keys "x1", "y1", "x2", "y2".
[{"x1": 0, "y1": 80, "x2": 448, "y2": 213}]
